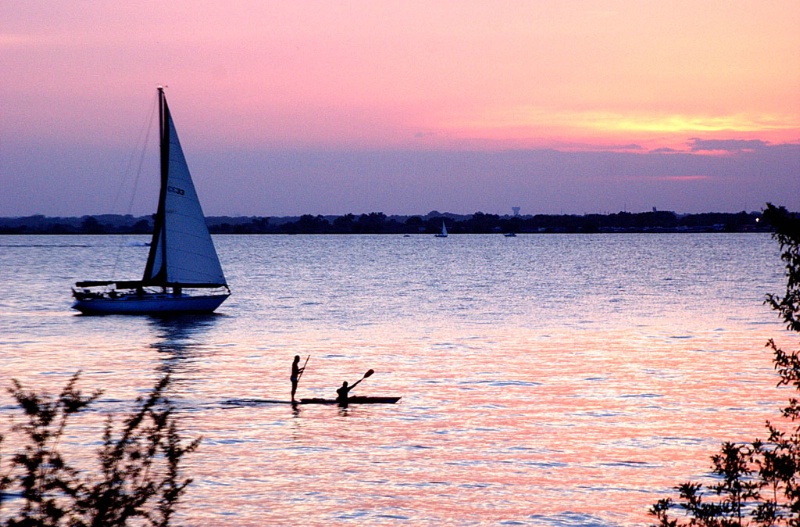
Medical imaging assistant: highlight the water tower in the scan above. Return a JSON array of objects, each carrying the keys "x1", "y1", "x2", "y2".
[{"x1": 512, "y1": 207, "x2": 521, "y2": 217}]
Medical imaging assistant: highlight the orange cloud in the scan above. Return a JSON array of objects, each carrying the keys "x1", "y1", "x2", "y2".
[{"x1": 437, "y1": 107, "x2": 800, "y2": 152}]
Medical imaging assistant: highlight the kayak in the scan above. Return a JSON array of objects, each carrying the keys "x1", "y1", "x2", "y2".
[
  {"x1": 299, "y1": 396, "x2": 401, "y2": 405},
  {"x1": 223, "y1": 396, "x2": 401, "y2": 407}
]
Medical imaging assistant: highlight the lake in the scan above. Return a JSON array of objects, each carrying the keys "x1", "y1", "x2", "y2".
[{"x1": 0, "y1": 233, "x2": 794, "y2": 526}]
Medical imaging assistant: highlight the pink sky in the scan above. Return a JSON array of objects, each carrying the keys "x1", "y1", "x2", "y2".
[{"x1": 2, "y1": 1, "x2": 799, "y2": 216}]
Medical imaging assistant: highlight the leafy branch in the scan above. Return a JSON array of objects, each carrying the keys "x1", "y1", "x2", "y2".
[{"x1": 0, "y1": 373, "x2": 199, "y2": 527}]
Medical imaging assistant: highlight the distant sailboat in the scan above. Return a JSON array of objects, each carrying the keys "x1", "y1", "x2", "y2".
[
  {"x1": 72, "y1": 87, "x2": 230, "y2": 315},
  {"x1": 435, "y1": 221, "x2": 448, "y2": 238}
]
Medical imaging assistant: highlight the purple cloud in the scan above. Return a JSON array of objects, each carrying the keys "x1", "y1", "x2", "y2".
[{"x1": 687, "y1": 138, "x2": 770, "y2": 152}]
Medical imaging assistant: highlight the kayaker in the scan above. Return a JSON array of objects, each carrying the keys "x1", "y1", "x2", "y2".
[
  {"x1": 336, "y1": 378, "x2": 363, "y2": 406},
  {"x1": 290, "y1": 355, "x2": 305, "y2": 403}
]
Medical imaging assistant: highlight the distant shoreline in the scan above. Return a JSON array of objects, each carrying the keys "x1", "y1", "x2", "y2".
[{"x1": 0, "y1": 210, "x2": 773, "y2": 235}]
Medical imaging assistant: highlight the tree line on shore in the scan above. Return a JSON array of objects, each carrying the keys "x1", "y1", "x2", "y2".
[{"x1": 0, "y1": 210, "x2": 768, "y2": 235}]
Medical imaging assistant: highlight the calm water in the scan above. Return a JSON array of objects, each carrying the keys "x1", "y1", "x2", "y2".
[{"x1": 0, "y1": 233, "x2": 794, "y2": 526}]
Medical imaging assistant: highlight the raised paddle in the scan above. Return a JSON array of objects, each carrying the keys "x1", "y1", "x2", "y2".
[
  {"x1": 297, "y1": 355, "x2": 310, "y2": 381},
  {"x1": 351, "y1": 369, "x2": 374, "y2": 390}
]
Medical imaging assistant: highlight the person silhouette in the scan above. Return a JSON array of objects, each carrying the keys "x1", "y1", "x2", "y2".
[
  {"x1": 336, "y1": 378, "x2": 363, "y2": 406},
  {"x1": 290, "y1": 355, "x2": 305, "y2": 403}
]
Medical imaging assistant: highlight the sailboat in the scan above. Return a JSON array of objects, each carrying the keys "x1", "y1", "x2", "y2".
[
  {"x1": 434, "y1": 221, "x2": 448, "y2": 238},
  {"x1": 72, "y1": 87, "x2": 230, "y2": 315}
]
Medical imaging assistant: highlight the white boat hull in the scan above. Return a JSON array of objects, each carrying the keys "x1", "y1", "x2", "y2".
[{"x1": 72, "y1": 292, "x2": 229, "y2": 315}]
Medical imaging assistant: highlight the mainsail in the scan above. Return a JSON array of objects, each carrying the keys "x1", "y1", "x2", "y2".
[{"x1": 142, "y1": 88, "x2": 227, "y2": 288}]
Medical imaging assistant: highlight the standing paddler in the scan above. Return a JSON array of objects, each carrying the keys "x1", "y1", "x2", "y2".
[{"x1": 290, "y1": 355, "x2": 308, "y2": 403}]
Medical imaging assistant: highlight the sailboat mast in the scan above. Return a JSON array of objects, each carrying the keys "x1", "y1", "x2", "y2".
[
  {"x1": 142, "y1": 87, "x2": 170, "y2": 287},
  {"x1": 158, "y1": 87, "x2": 169, "y2": 195}
]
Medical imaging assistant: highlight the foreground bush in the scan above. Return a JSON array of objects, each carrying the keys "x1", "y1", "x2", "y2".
[
  {"x1": 0, "y1": 373, "x2": 199, "y2": 527},
  {"x1": 650, "y1": 204, "x2": 800, "y2": 526}
]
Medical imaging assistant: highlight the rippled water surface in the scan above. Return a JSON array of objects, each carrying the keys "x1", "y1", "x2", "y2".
[{"x1": 0, "y1": 233, "x2": 794, "y2": 526}]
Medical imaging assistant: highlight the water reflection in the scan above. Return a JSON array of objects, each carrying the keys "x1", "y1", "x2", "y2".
[{"x1": 147, "y1": 314, "x2": 221, "y2": 375}]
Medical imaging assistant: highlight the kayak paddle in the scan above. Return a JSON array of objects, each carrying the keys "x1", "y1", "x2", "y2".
[{"x1": 347, "y1": 369, "x2": 374, "y2": 393}]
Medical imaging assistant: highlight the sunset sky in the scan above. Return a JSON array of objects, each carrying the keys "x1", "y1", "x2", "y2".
[{"x1": 2, "y1": 1, "x2": 799, "y2": 217}]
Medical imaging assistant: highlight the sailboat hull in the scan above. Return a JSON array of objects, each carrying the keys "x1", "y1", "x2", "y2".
[{"x1": 72, "y1": 292, "x2": 229, "y2": 315}]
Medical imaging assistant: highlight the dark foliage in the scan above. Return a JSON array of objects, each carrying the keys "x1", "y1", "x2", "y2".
[
  {"x1": 0, "y1": 373, "x2": 199, "y2": 527},
  {"x1": 650, "y1": 204, "x2": 800, "y2": 526}
]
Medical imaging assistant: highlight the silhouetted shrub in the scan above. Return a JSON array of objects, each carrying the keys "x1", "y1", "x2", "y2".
[{"x1": 0, "y1": 373, "x2": 199, "y2": 527}]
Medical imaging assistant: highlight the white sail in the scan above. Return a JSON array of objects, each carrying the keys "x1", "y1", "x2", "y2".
[{"x1": 144, "y1": 94, "x2": 226, "y2": 287}]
